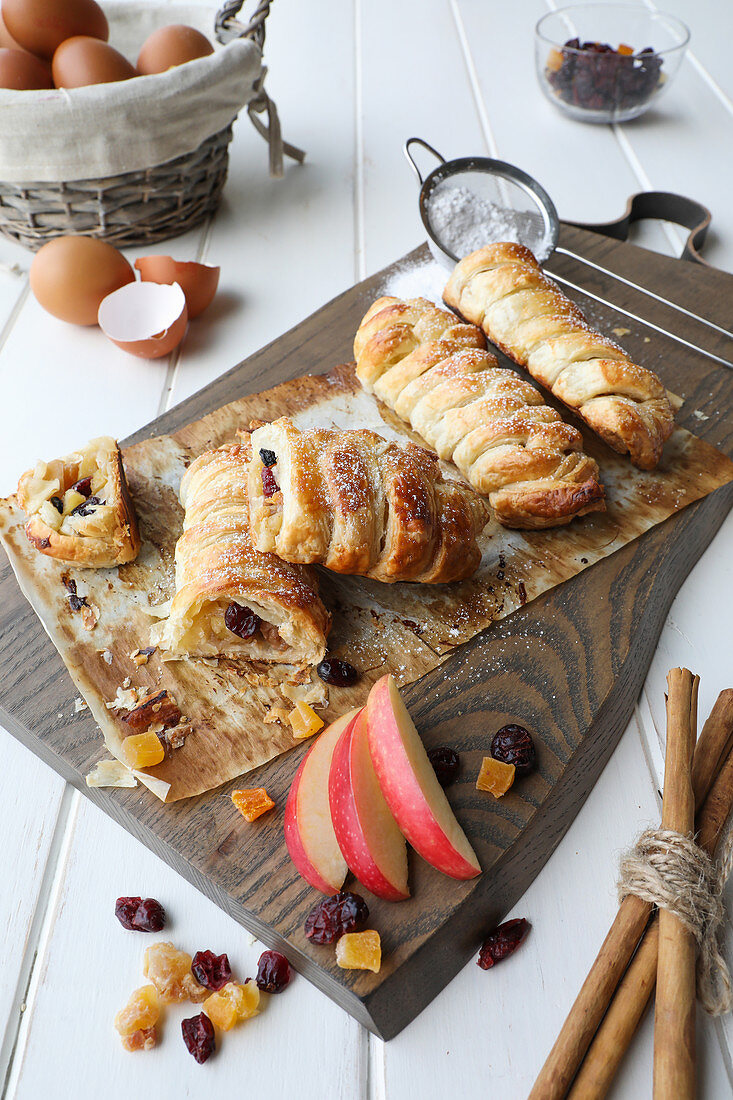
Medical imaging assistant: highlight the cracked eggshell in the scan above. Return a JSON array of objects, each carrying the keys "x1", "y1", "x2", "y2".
[
  {"x1": 98, "y1": 281, "x2": 188, "y2": 359},
  {"x1": 134, "y1": 255, "x2": 220, "y2": 319}
]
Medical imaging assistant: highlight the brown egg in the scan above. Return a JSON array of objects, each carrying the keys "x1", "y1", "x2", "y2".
[
  {"x1": 137, "y1": 24, "x2": 213, "y2": 75},
  {"x1": 52, "y1": 36, "x2": 137, "y2": 88},
  {"x1": 30, "y1": 237, "x2": 135, "y2": 325},
  {"x1": 3, "y1": 0, "x2": 108, "y2": 60},
  {"x1": 0, "y1": 10, "x2": 24, "y2": 50},
  {"x1": 135, "y1": 256, "x2": 220, "y2": 318},
  {"x1": 0, "y1": 47, "x2": 54, "y2": 89}
]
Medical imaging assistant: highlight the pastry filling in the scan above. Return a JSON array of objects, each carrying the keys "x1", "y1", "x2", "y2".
[
  {"x1": 259, "y1": 449, "x2": 280, "y2": 498},
  {"x1": 20, "y1": 439, "x2": 117, "y2": 540},
  {"x1": 222, "y1": 601, "x2": 286, "y2": 651}
]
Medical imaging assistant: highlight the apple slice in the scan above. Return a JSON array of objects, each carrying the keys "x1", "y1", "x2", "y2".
[
  {"x1": 329, "y1": 707, "x2": 409, "y2": 901},
  {"x1": 284, "y1": 709, "x2": 358, "y2": 894},
  {"x1": 366, "y1": 674, "x2": 481, "y2": 880}
]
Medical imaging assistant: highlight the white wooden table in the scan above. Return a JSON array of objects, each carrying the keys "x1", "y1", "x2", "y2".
[{"x1": 1, "y1": 1, "x2": 732, "y2": 1096}]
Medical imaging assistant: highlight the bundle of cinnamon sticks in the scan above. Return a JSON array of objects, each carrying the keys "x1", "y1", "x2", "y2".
[{"x1": 529, "y1": 670, "x2": 733, "y2": 1100}]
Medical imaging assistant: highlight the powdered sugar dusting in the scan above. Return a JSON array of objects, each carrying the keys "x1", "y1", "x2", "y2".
[{"x1": 379, "y1": 256, "x2": 448, "y2": 305}]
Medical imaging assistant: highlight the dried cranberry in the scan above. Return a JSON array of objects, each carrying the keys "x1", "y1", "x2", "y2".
[
  {"x1": 71, "y1": 476, "x2": 93, "y2": 498},
  {"x1": 114, "y1": 896, "x2": 166, "y2": 932},
  {"x1": 62, "y1": 577, "x2": 88, "y2": 612},
  {"x1": 224, "y1": 602, "x2": 260, "y2": 639},
  {"x1": 50, "y1": 495, "x2": 64, "y2": 513},
  {"x1": 304, "y1": 890, "x2": 369, "y2": 945},
  {"x1": 256, "y1": 950, "x2": 291, "y2": 993},
  {"x1": 181, "y1": 1013, "x2": 215, "y2": 1064},
  {"x1": 191, "y1": 950, "x2": 232, "y2": 991},
  {"x1": 490, "y1": 725, "x2": 536, "y2": 777},
  {"x1": 427, "y1": 746, "x2": 460, "y2": 788},
  {"x1": 316, "y1": 658, "x2": 359, "y2": 687},
  {"x1": 259, "y1": 448, "x2": 277, "y2": 467},
  {"x1": 477, "y1": 918, "x2": 530, "y2": 969},
  {"x1": 261, "y1": 465, "x2": 279, "y2": 498},
  {"x1": 69, "y1": 494, "x2": 100, "y2": 517}
]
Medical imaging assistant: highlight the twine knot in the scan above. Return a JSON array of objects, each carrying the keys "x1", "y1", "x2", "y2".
[{"x1": 618, "y1": 826, "x2": 733, "y2": 1015}]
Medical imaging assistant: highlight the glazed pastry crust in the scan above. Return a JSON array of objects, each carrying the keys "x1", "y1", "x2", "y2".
[
  {"x1": 152, "y1": 444, "x2": 329, "y2": 664},
  {"x1": 17, "y1": 437, "x2": 140, "y2": 568},
  {"x1": 353, "y1": 297, "x2": 605, "y2": 529},
  {"x1": 443, "y1": 243, "x2": 674, "y2": 469},
  {"x1": 247, "y1": 418, "x2": 489, "y2": 583}
]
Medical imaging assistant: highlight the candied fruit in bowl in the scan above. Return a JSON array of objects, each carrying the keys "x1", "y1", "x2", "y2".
[
  {"x1": 143, "y1": 941, "x2": 207, "y2": 1004},
  {"x1": 231, "y1": 787, "x2": 275, "y2": 822},
  {"x1": 114, "y1": 984, "x2": 160, "y2": 1039},
  {"x1": 122, "y1": 730, "x2": 165, "y2": 769},
  {"x1": 476, "y1": 756, "x2": 515, "y2": 798},
  {"x1": 204, "y1": 980, "x2": 260, "y2": 1030},
  {"x1": 335, "y1": 930, "x2": 381, "y2": 973}
]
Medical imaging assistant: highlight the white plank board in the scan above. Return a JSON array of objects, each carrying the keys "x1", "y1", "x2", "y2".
[
  {"x1": 165, "y1": 0, "x2": 359, "y2": 408},
  {"x1": 6, "y1": 794, "x2": 365, "y2": 1100}
]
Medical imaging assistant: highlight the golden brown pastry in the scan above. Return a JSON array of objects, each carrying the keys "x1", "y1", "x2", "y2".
[
  {"x1": 247, "y1": 417, "x2": 489, "y2": 583},
  {"x1": 152, "y1": 444, "x2": 329, "y2": 664},
  {"x1": 17, "y1": 436, "x2": 140, "y2": 567},
  {"x1": 443, "y1": 243, "x2": 674, "y2": 469},
  {"x1": 354, "y1": 297, "x2": 605, "y2": 529}
]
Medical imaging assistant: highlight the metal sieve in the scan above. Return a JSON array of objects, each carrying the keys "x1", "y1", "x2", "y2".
[
  {"x1": 406, "y1": 137, "x2": 559, "y2": 267},
  {"x1": 404, "y1": 137, "x2": 733, "y2": 367}
]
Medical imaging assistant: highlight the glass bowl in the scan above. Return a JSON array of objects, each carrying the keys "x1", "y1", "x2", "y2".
[{"x1": 535, "y1": 4, "x2": 690, "y2": 123}]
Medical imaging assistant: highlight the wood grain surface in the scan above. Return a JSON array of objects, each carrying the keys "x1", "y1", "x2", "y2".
[{"x1": 0, "y1": 225, "x2": 731, "y2": 1039}]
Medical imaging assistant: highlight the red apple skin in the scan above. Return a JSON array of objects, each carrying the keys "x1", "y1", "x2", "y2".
[
  {"x1": 329, "y1": 707, "x2": 409, "y2": 902},
  {"x1": 366, "y1": 674, "x2": 481, "y2": 881},
  {"x1": 284, "y1": 710, "x2": 357, "y2": 894}
]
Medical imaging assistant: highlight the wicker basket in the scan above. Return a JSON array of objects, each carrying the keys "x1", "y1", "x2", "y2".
[{"x1": 0, "y1": 0, "x2": 300, "y2": 251}]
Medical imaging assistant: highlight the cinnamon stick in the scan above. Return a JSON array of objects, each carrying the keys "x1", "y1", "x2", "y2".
[
  {"x1": 528, "y1": 685, "x2": 733, "y2": 1100},
  {"x1": 568, "y1": 733, "x2": 733, "y2": 1099},
  {"x1": 653, "y1": 667, "x2": 698, "y2": 1100}
]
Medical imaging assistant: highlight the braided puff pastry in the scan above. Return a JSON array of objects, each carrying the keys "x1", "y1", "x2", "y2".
[
  {"x1": 17, "y1": 436, "x2": 140, "y2": 567},
  {"x1": 354, "y1": 297, "x2": 604, "y2": 529},
  {"x1": 443, "y1": 243, "x2": 674, "y2": 470},
  {"x1": 152, "y1": 444, "x2": 329, "y2": 664},
  {"x1": 247, "y1": 418, "x2": 489, "y2": 583}
]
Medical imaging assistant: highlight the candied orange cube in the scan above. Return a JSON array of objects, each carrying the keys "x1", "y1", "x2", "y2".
[
  {"x1": 122, "y1": 731, "x2": 165, "y2": 769},
  {"x1": 232, "y1": 787, "x2": 275, "y2": 822},
  {"x1": 546, "y1": 46, "x2": 564, "y2": 72},
  {"x1": 143, "y1": 941, "x2": 207, "y2": 1004},
  {"x1": 476, "y1": 756, "x2": 516, "y2": 797},
  {"x1": 617, "y1": 42, "x2": 634, "y2": 55},
  {"x1": 121, "y1": 1026, "x2": 157, "y2": 1052},
  {"x1": 204, "y1": 980, "x2": 260, "y2": 1030},
  {"x1": 114, "y1": 984, "x2": 160, "y2": 1038},
  {"x1": 289, "y1": 700, "x2": 324, "y2": 740},
  {"x1": 336, "y1": 930, "x2": 381, "y2": 973}
]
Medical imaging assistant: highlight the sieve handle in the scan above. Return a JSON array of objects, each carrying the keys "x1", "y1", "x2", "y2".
[
  {"x1": 404, "y1": 138, "x2": 446, "y2": 186},
  {"x1": 566, "y1": 191, "x2": 712, "y2": 266}
]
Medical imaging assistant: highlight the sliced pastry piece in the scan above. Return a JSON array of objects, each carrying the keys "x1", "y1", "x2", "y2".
[
  {"x1": 443, "y1": 243, "x2": 674, "y2": 469},
  {"x1": 246, "y1": 418, "x2": 489, "y2": 583},
  {"x1": 151, "y1": 444, "x2": 329, "y2": 664},
  {"x1": 16, "y1": 436, "x2": 140, "y2": 567},
  {"x1": 353, "y1": 297, "x2": 604, "y2": 529}
]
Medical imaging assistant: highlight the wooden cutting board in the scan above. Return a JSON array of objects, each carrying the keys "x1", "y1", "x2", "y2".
[{"x1": 1, "y1": 225, "x2": 732, "y2": 1039}]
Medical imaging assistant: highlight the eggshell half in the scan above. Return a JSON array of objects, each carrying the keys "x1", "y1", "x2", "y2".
[
  {"x1": 134, "y1": 255, "x2": 220, "y2": 319},
  {"x1": 98, "y1": 282, "x2": 188, "y2": 359}
]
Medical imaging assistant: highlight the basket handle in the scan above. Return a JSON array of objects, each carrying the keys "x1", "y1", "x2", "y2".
[
  {"x1": 215, "y1": 0, "x2": 272, "y2": 51},
  {"x1": 214, "y1": 0, "x2": 305, "y2": 178}
]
